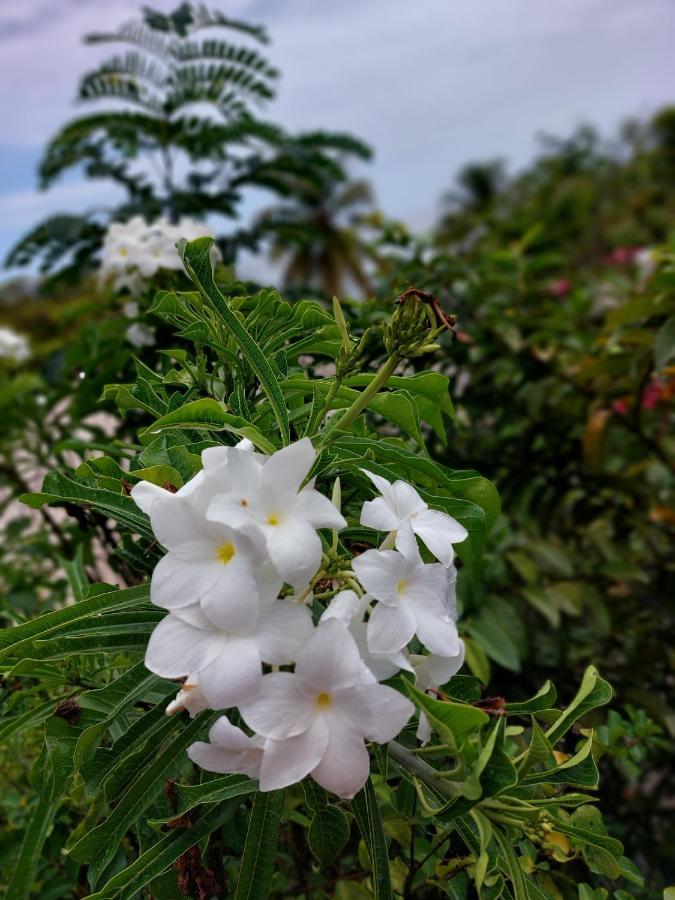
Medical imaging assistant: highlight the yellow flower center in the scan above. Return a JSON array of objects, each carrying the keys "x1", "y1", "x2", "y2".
[
  {"x1": 316, "y1": 692, "x2": 332, "y2": 709},
  {"x1": 397, "y1": 579, "x2": 408, "y2": 594},
  {"x1": 118, "y1": 246, "x2": 128, "y2": 257},
  {"x1": 266, "y1": 513, "x2": 280, "y2": 526},
  {"x1": 217, "y1": 542, "x2": 236, "y2": 564}
]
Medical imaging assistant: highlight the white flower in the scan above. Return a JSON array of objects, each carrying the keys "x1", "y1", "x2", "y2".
[
  {"x1": 238, "y1": 620, "x2": 414, "y2": 798},
  {"x1": 188, "y1": 716, "x2": 264, "y2": 777},
  {"x1": 360, "y1": 470, "x2": 467, "y2": 566},
  {"x1": 0, "y1": 326, "x2": 31, "y2": 364},
  {"x1": 410, "y1": 643, "x2": 466, "y2": 743},
  {"x1": 208, "y1": 438, "x2": 346, "y2": 588},
  {"x1": 320, "y1": 590, "x2": 404, "y2": 681},
  {"x1": 146, "y1": 598, "x2": 313, "y2": 708},
  {"x1": 131, "y1": 467, "x2": 279, "y2": 629},
  {"x1": 166, "y1": 673, "x2": 209, "y2": 718},
  {"x1": 352, "y1": 541, "x2": 461, "y2": 658},
  {"x1": 125, "y1": 323, "x2": 156, "y2": 348}
]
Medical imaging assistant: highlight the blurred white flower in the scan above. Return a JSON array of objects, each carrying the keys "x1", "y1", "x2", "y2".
[
  {"x1": 0, "y1": 326, "x2": 31, "y2": 364},
  {"x1": 360, "y1": 469, "x2": 467, "y2": 566},
  {"x1": 125, "y1": 323, "x2": 156, "y2": 348}
]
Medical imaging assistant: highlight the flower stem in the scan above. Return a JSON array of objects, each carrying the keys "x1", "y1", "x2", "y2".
[
  {"x1": 317, "y1": 354, "x2": 401, "y2": 446},
  {"x1": 387, "y1": 741, "x2": 460, "y2": 801}
]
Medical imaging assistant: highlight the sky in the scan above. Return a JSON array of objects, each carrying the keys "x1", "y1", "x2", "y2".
[{"x1": 2, "y1": 0, "x2": 675, "y2": 278}]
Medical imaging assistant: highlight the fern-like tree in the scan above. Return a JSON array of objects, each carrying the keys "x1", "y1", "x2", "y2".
[
  {"x1": 256, "y1": 176, "x2": 376, "y2": 297},
  {"x1": 6, "y1": 3, "x2": 371, "y2": 277}
]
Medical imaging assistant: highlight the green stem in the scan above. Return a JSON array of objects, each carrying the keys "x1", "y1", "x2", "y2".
[
  {"x1": 316, "y1": 354, "x2": 401, "y2": 446},
  {"x1": 388, "y1": 741, "x2": 459, "y2": 801},
  {"x1": 306, "y1": 377, "x2": 342, "y2": 438}
]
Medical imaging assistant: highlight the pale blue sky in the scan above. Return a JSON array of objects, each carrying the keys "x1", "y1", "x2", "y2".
[{"x1": 2, "y1": 0, "x2": 675, "y2": 277}]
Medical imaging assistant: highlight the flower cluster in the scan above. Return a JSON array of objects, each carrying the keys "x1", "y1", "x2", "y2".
[
  {"x1": 100, "y1": 215, "x2": 214, "y2": 294},
  {"x1": 0, "y1": 326, "x2": 31, "y2": 364},
  {"x1": 133, "y1": 438, "x2": 468, "y2": 798}
]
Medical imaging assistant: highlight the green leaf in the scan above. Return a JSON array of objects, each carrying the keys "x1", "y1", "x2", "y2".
[
  {"x1": 179, "y1": 237, "x2": 290, "y2": 445},
  {"x1": 235, "y1": 789, "x2": 285, "y2": 900},
  {"x1": 655, "y1": 313, "x2": 675, "y2": 370},
  {"x1": 349, "y1": 778, "x2": 392, "y2": 900},
  {"x1": 506, "y1": 681, "x2": 557, "y2": 715},
  {"x1": 67, "y1": 713, "x2": 212, "y2": 878},
  {"x1": 149, "y1": 775, "x2": 257, "y2": 824},
  {"x1": 520, "y1": 733, "x2": 599, "y2": 788},
  {"x1": 138, "y1": 397, "x2": 276, "y2": 454},
  {"x1": 402, "y1": 680, "x2": 489, "y2": 750},
  {"x1": 309, "y1": 804, "x2": 351, "y2": 869},
  {"x1": 87, "y1": 802, "x2": 239, "y2": 900},
  {"x1": 544, "y1": 667, "x2": 612, "y2": 744}
]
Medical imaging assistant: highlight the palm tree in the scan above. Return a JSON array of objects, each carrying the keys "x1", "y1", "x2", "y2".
[{"x1": 257, "y1": 177, "x2": 375, "y2": 298}]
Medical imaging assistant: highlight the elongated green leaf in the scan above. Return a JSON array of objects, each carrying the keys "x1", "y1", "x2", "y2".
[
  {"x1": 235, "y1": 789, "x2": 285, "y2": 900},
  {"x1": 349, "y1": 778, "x2": 392, "y2": 900},
  {"x1": 544, "y1": 667, "x2": 612, "y2": 744},
  {"x1": 309, "y1": 804, "x2": 351, "y2": 869},
  {"x1": 179, "y1": 237, "x2": 290, "y2": 444},
  {"x1": 402, "y1": 680, "x2": 489, "y2": 750},
  {"x1": 0, "y1": 584, "x2": 149, "y2": 661},
  {"x1": 68, "y1": 713, "x2": 212, "y2": 876},
  {"x1": 149, "y1": 774, "x2": 257, "y2": 824},
  {"x1": 138, "y1": 397, "x2": 276, "y2": 454},
  {"x1": 88, "y1": 802, "x2": 239, "y2": 900},
  {"x1": 520, "y1": 733, "x2": 599, "y2": 788}
]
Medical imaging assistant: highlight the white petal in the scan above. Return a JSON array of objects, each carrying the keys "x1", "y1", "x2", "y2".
[
  {"x1": 293, "y1": 488, "x2": 347, "y2": 530},
  {"x1": 265, "y1": 519, "x2": 323, "y2": 588},
  {"x1": 188, "y1": 718, "x2": 263, "y2": 776},
  {"x1": 405, "y1": 562, "x2": 449, "y2": 607},
  {"x1": 335, "y1": 682, "x2": 414, "y2": 743},
  {"x1": 295, "y1": 620, "x2": 375, "y2": 693},
  {"x1": 254, "y1": 601, "x2": 314, "y2": 664},
  {"x1": 145, "y1": 614, "x2": 225, "y2": 678},
  {"x1": 416, "y1": 711, "x2": 432, "y2": 745},
  {"x1": 239, "y1": 672, "x2": 315, "y2": 739},
  {"x1": 209, "y1": 715, "x2": 263, "y2": 750},
  {"x1": 320, "y1": 590, "x2": 367, "y2": 627},
  {"x1": 200, "y1": 445, "x2": 231, "y2": 473},
  {"x1": 199, "y1": 560, "x2": 260, "y2": 633},
  {"x1": 390, "y1": 480, "x2": 427, "y2": 520},
  {"x1": 366, "y1": 602, "x2": 416, "y2": 655},
  {"x1": 198, "y1": 637, "x2": 262, "y2": 709},
  {"x1": 310, "y1": 724, "x2": 371, "y2": 799},
  {"x1": 150, "y1": 554, "x2": 219, "y2": 610},
  {"x1": 144, "y1": 493, "x2": 200, "y2": 551},
  {"x1": 352, "y1": 549, "x2": 404, "y2": 605},
  {"x1": 411, "y1": 508, "x2": 467, "y2": 566},
  {"x1": 360, "y1": 469, "x2": 395, "y2": 504},
  {"x1": 415, "y1": 642, "x2": 465, "y2": 689},
  {"x1": 413, "y1": 606, "x2": 461, "y2": 657},
  {"x1": 259, "y1": 717, "x2": 329, "y2": 791},
  {"x1": 130, "y1": 480, "x2": 168, "y2": 515},
  {"x1": 360, "y1": 496, "x2": 399, "y2": 532},
  {"x1": 263, "y1": 438, "x2": 316, "y2": 495},
  {"x1": 172, "y1": 603, "x2": 214, "y2": 629}
]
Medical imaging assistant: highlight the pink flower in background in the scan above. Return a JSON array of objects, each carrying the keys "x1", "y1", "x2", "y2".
[
  {"x1": 641, "y1": 381, "x2": 664, "y2": 411},
  {"x1": 605, "y1": 246, "x2": 640, "y2": 266},
  {"x1": 611, "y1": 398, "x2": 630, "y2": 416},
  {"x1": 548, "y1": 278, "x2": 572, "y2": 298}
]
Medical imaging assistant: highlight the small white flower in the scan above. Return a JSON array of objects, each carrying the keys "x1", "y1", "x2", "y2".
[
  {"x1": 188, "y1": 716, "x2": 264, "y2": 777},
  {"x1": 146, "y1": 598, "x2": 313, "y2": 708},
  {"x1": 352, "y1": 540, "x2": 461, "y2": 658},
  {"x1": 125, "y1": 323, "x2": 156, "y2": 348},
  {"x1": 238, "y1": 620, "x2": 414, "y2": 798},
  {"x1": 360, "y1": 470, "x2": 467, "y2": 566},
  {"x1": 208, "y1": 438, "x2": 346, "y2": 588}
]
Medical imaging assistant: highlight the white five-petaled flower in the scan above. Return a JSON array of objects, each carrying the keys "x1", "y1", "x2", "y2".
[
  {"x1": 352, "y1": 540, "x2": 461, "y2": 658},
  {"x1": 236, "y1": 620, "x2": 414, "y2": 798},
  {"x1": 360, "y1": 469, "x2": 467, "y2": 566},
  {"x1": 146, "y1": 597, "x2": 313, "y2": 709},
  {"x1": 208, "y1": 437, "x2": 346, "y2": 588},
  {"x1": 188, "y1": 716, "x2": 264, "y2": 777}
]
